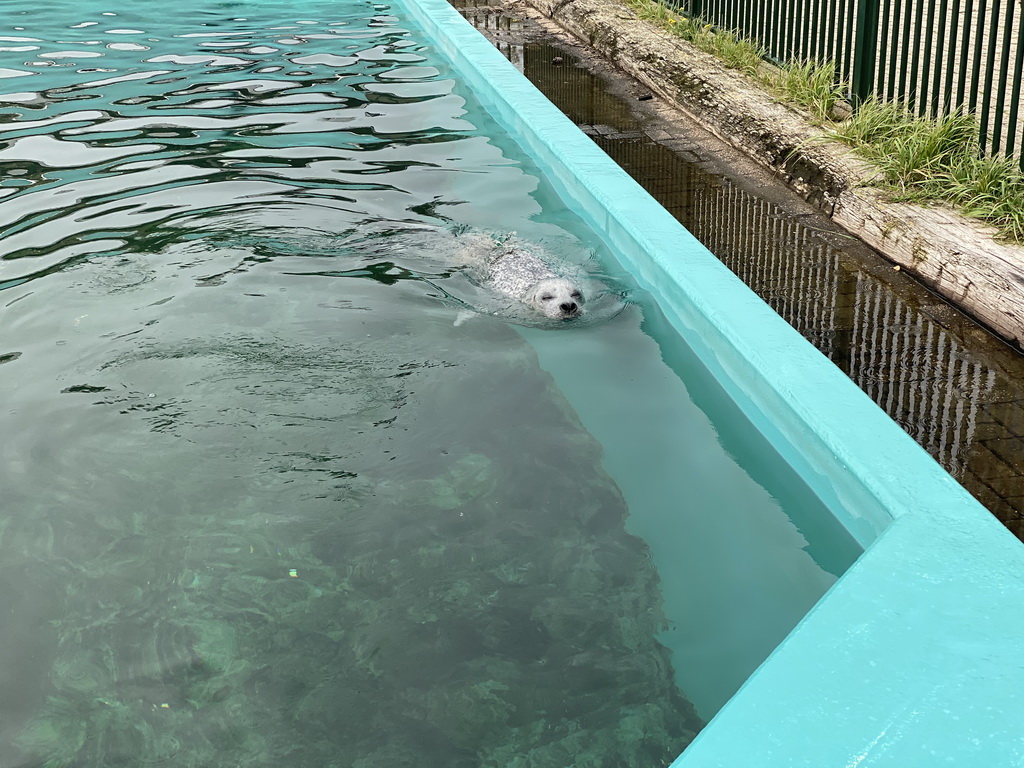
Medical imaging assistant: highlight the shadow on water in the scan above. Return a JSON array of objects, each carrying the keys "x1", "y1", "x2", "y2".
[{"x1": 456, "y1": 2, "x2": 1024, "y2": 540}]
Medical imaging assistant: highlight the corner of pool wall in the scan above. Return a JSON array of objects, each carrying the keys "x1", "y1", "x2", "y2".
[{"x1": 399, "y1": 0, "x2": 1024, "y2": 764}]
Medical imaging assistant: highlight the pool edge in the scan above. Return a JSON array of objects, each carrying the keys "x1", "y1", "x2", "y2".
[{"x1": 400, "y1": 1, "x2": 1024, "y2": 764}]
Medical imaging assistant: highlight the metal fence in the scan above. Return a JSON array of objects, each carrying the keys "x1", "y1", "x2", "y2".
[
  {"x1": 675, "y1": 0, "x2": 1024, "y2": 160},
  {"x1": 685, "y1": 173, "x2": 1000, "y2": 486}
]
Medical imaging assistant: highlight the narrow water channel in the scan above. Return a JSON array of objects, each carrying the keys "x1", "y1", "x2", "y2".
[{"x1": 455, "y1": 0, "x2": 1024, "y2": 540}]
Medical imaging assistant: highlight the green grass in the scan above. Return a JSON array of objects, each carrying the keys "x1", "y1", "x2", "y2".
[
  {"x1": 836, "y1": 99, "x2": 1024, "y2": 241},
  {"x1": 950, "y1": 156, "x2": 1024, "y2": 242},
  {"x1": 624, "y1": 0, "x2": 1024, "y2": 242},
  {"x1": 770, "y1": 58, "x2": 844, "y2": 122},
  {"x1": 834, "y1": 99, "x2": 977, "y2": 185},
  {"x1": 626, "y1": 0, "x2": 764, "y2": 76},
  {"x1": 628, "y1": 0, "x2": 676, "y2": 24},
  {"x1": 624, "y1": 0, "x2": 841, "y2": 118}
]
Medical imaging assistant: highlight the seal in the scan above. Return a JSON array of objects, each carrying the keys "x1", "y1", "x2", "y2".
[
  {"x1": 483, "y1": 243, "x2": 584, "y2": 319},
  {"x1": 457, "y1": 234, "x2": 586, "y2": 321}
]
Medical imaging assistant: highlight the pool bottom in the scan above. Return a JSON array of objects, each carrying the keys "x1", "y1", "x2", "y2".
[
  {"x1": 522, "y1": 302, "x2": 862, "y2": 720},
  {"x1": 5, "y1": 260, "x2": 700, "y2": 767}
]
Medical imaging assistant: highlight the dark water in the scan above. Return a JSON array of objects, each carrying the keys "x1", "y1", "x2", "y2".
[
  {"x1": 0, "y1": 1, "x2": 862, "y2": 764},
  {"x1": 468, "y1": 14, "x2": 1024, "y2": 541}
]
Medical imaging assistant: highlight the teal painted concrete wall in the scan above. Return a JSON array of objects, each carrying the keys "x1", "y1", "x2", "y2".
[{"x1": 403, "y1": 0, "x2": 1024, "y2": 763}]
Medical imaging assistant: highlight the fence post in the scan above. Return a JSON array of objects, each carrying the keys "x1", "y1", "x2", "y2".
[{"x1": 851, "y1": 0, "x2": 881, "y2": 104}]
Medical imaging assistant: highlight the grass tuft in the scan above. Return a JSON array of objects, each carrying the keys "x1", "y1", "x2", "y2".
[
  {"x1": 942, "y1": 156, "x2": 1024, "y2": 242},
  {"x1": 624, "y1": 0, "x2": 765, "y2": 76},
  {"x1": 625, "y1": 0, "x2": 840, "y2": 117},
  {"x1": 625, "y1": 0, "x2": 1024, "y2": 241},
  {"x1": 836, "y1": 99, "x2": 1024, "y2": 240},
  {"x1": 770, "y1": 58, "x2": 844, "y2": 122}
]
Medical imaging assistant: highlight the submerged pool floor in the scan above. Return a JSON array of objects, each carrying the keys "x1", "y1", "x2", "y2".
[
  {"x1": 0, "y1": 0, "x2": 863, "y2": 764},
  {"x1": 456, "y1": 0, "x2": 1024, "y2": 541}
]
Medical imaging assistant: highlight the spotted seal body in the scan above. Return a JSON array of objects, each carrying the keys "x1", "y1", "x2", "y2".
[{"x1": 474, "y1": 241, "x2": 585, "y2": 320}]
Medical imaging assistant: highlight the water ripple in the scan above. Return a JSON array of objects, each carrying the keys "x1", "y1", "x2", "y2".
[{"x1": 0, "y1": 0, "x2": 492, "y2": 293}]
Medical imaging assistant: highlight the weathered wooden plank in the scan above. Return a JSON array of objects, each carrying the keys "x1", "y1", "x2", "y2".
[{"x1": 834, "y1": 190, "x2": 1024, "y2": 347}]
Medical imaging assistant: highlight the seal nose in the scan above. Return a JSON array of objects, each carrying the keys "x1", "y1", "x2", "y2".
[{"x1": 560, "y1": 301, "x2": 578, "y2": 315}]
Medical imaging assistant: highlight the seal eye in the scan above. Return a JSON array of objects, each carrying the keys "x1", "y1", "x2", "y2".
[
  {"x1": 540, "y1": 294, "x2": 554, "y2": 301},
  {"x1": 570, "y1": 290, "x2": 581, "y2": 299}
]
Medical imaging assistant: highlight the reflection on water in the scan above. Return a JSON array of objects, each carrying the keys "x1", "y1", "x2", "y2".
[
  {"x1": 0, "y1": 2, "x2": 708, "y2": 765},
  {"x1": 0, "y1": 0, "x2": 872, "y2": 761},
  {"x1": 680, "y1": 162, "x2": 1024, "y2": 537},
  {"x1": 492, "y1": 29, "x2": 1024, "y2": 538}
]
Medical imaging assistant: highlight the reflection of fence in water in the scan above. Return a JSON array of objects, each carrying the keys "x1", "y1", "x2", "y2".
[
  {"x1": 567, "y1": 126, "x2": 1001, "y2": 482},
  {"x1": 849, "y1": 288, "x2": 997, "y2": 479},
  {"x1": 455, "y1": 4, "x2": 526, "y2": 71},
  {"x1": 687, "y1": 177, "x2": 997, "y2": 480}
]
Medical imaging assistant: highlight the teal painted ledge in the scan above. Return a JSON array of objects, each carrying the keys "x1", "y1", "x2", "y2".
[{"x1": 403, "y1": 0, "x2": 1024, "y2": 764}]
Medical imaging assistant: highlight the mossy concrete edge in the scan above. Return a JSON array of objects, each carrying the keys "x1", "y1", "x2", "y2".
[{"x1": 404, "y1": 0, "x2": 1024, "y2": 764}]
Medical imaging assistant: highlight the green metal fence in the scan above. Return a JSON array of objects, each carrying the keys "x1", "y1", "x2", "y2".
[{"x1": 674, "y1": 0, "x2": 1024, "y2": 161}]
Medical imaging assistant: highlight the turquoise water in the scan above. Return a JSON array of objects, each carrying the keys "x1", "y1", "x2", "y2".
[{"x1": 0, "y1": 1, "x2": 859, "y2": 765}]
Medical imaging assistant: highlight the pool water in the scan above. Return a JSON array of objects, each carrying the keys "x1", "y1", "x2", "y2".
[{"x1": 0, "y1": 1, "x2": 859, "y2": 765}]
